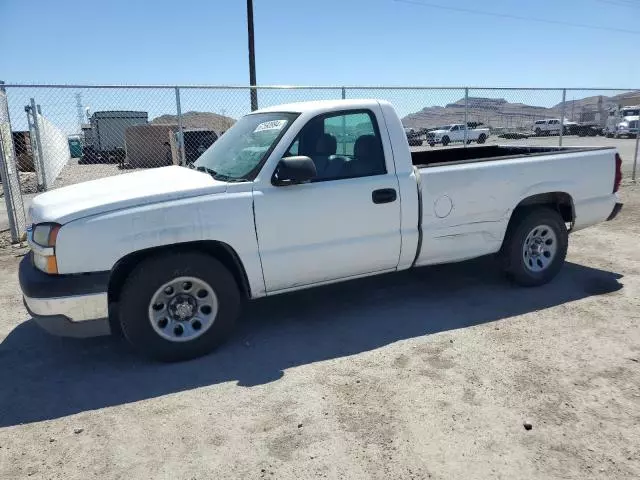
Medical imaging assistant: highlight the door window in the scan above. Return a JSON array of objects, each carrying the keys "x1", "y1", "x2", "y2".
[{"x1": 285, "y1": 110, "x2": 386, "y2": 181}]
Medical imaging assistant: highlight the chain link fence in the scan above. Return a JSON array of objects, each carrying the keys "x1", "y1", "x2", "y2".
[{"x1": 1, "y1": 83, "x2": 638, "y2": 242}]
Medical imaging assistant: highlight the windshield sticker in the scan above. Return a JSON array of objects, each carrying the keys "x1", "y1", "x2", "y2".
[{"x1": 254, "y1": 119, "x2": 287, "y2": 133}]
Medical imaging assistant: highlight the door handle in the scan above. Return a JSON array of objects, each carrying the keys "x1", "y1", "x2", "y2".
[{"x1": 372, "y1": 188, "x2": 397, "y2": 204}]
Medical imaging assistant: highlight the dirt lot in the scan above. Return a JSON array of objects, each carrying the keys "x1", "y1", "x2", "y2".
[{"x1": 0, "y1": 184, "x2": 639, "y2": 480}]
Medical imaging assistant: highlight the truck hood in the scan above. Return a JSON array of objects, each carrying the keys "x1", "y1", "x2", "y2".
[
  {"x1": 30, "y1": 165, "x2": 229, "y2": 224},
  {"x1": 429, "y1": 129, "x2": 449, "y2": 135}
]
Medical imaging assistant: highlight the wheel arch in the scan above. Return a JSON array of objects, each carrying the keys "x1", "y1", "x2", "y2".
[
  {"x1": 502, "y1": 192, "x2": 575, "y2": 250},
  {"x1": 514, "y1": 191, "x2": 574, "y2": 222},
  {"x1": 107, "y1": 240, "x2": 251, "y2": 335}
]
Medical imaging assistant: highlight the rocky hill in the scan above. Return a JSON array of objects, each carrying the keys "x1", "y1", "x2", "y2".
[
  {"x1": 553, "y1": 90, "x2": 640, "y2": 111},
  {"x1": 402, "y1": 91, "x2": 640, "y2": 130},
  {"x1": 152, "y1": 111, "x2": 235, "y2": 133}
]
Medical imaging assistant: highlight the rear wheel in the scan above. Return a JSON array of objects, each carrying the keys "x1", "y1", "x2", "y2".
[
  {"x1": 477, "y1": 133, "x2": 487, "y2": 144},
  {"x1": 501, "y1": 208, "x2": 568, "y2": 287},
  {"x1": 119, "y1": 252, "x2": 241, "y2": 361},
  {"x1": 441, "y1": 136, "x2": 450, "y2": 146}
]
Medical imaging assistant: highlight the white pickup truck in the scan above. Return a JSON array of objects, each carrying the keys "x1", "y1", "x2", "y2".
[
  {"x1": 20, "y1": 99, "x2": 623, "y2": 361},
  {"x1": 425, "y1": 123, "x2": 490, "y2": 147}
]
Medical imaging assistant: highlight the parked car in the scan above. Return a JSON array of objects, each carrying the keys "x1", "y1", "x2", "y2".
[
  {"x1": 404, "y1": 127, "x2": 423, "y2": 146},
  {"x1": 425, "y1": 123, "x2": 489, "y2": 147},
  {"x1": 532, "y1": 119, "x2": 578, "y2": 136},
  {"x1": 170, "y1": 129, "x2": 220, "y2": 165},
  {"x1": 532, "y1": 119, "x2": 565, "y2": 136},
  {"x1": 20, "y1": 99, "x2": 623, "y2": 361}
]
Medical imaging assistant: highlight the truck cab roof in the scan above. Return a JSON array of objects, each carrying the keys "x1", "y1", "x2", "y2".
[{"x1": 251, "y1": 99, "x2": 385, "y2": 115}]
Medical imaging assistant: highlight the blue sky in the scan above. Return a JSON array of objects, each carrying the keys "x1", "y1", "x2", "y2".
[
  {"x1": 2, "y1": 0, "x2": 639, "y2": 87},
  {"x1": 1, "y1": 0, "x2": 638, "y2": 132}
]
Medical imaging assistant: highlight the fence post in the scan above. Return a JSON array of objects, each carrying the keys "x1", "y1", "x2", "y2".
[
  {"x1": 341, "y1": 87, "x2": 347, "y2": 155},
  {"x1": 464, "y1": 88, "x2": 469, "y2": 147},
  {"x1": 633, "y1": 117, "x2": 639, "y2": 182},
  {"x1": 29, "y1": 98, "x2": 46, "y2": 190},
  {"x1": 0, "y1": 81, "x2": 26, "y2": 242},
  {"x1": 175, "y1": 87, "x2": 186, "y2": 166},
  {"x1": 559, "y1": 89, "x2": 566, "y2": 147}
]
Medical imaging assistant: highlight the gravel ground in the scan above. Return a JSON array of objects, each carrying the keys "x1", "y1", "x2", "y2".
[{"x1": 0, "y1": 184, "x2": 639, "y2": 480}]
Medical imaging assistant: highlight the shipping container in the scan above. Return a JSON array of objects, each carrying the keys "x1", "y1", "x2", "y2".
[
  {"x1": 90, "y1": 111, "x2": 148, "y2": 153},
  {"x1": 125, "y1": 123, "x2": 177, "y2": 168}
]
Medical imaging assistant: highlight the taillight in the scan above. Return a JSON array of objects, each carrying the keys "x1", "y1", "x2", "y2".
[{"x1": 613, "y1": 153, "x2": 622, "y2": 193}]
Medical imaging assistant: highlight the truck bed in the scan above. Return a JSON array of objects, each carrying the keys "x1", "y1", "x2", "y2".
[
  {"x1": 411, "y1": 145, "x2": 614, "y2": 168},
  {"x1": 411, "y1": 143, "x2": 618, "y2": 268}
]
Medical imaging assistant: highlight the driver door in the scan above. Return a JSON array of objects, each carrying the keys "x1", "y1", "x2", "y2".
[{"x1": 252, "y1": 108, "x2": 402, "y2": 293}]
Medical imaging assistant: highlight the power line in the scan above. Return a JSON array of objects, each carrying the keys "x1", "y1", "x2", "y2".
[
  {"x1": 394, "y1": 0, "x2": 640, "y2": 35},
  {"x1": 595, "y1": 0, "x2": 640, "y2": 9}
]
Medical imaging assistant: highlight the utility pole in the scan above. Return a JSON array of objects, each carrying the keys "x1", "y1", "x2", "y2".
[{"x1": 247, "y1": 0, "x2": 258, "y2": 111}]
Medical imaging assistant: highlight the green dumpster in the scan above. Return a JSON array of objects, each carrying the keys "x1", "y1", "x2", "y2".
[{"x1": 68, "y1": 138, "x2": 82, "y2": 158}]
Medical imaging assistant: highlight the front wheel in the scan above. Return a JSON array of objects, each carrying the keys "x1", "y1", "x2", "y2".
[
  {"x1": 477, "y1": 133, "x2": 486, "y2": 144},
  {"x1": 441, "y1": 136, "x2": 450, "y2": 146},
  {"x1": 501, "y1": 208, "x2": 568, "y2": 287},
  {"x1": 119, "y1": 252, "x2": 241, "y2": 361}
]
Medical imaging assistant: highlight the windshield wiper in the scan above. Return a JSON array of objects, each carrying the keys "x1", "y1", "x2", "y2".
[
  {"x1": 195, "y1": 165, "x2": 217, "y2": 176},
  {"x1": 194, "y1": 165, "x2": 246, "y2": 182}
]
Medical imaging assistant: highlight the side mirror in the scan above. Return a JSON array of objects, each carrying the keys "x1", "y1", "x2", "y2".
[{"x1": 272, "y1": 156, "x2": 316, "y2": 186}]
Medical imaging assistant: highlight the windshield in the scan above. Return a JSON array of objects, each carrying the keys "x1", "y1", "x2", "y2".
[{"x1": 193, "y1": 112, "x2": 299, "y2": 180}]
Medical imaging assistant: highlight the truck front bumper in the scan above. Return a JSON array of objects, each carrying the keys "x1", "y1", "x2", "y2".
[{"x1": 19, "y1": 254, "x2": 111, "y2": 337}]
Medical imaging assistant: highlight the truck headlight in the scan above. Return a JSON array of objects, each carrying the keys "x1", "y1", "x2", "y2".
[
  {"x1": 29, "y1": 223, "x2": 60, "y2": 274},
  {"x1": 32, "y1": 223, "x2": 60, "y2": 247}
]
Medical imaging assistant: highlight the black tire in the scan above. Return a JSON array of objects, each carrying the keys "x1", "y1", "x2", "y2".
[
  {"x1": 429, "y1": 142, "x2": 436, "y2": 147},
  {"x1": 500, "y1": 207, "x2": 568, "y2": 287},
  {"x1": 441, "y1": 136, "x2": 450, "y2": 146},
  {"x1": 477, "y1": 133, "x2": 486, "y2": 144},
  {"x1": 119, "y1": 251, "x2": 241, "y2": 361},
  {"x1": 535, "y1": 128, "x2": 542, "y2": 136}
]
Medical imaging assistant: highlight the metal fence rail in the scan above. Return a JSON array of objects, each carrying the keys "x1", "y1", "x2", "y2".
[{"x1": 0, "y1": 83, "x2": 638, "y2": 241}]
